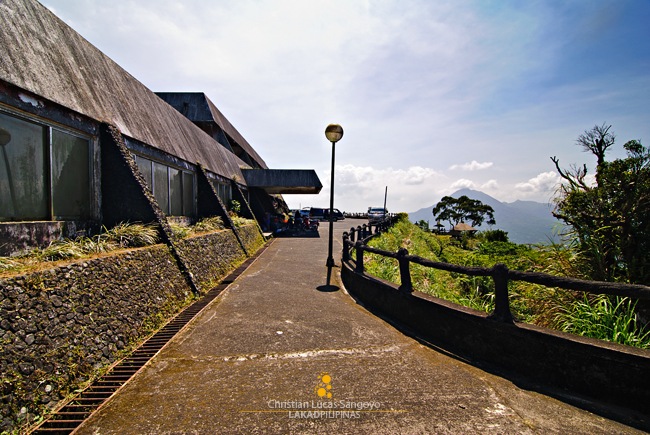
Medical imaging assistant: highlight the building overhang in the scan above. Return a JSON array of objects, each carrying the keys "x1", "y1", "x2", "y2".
[{"x1": 241, "y1": 169, "x2": 322, "y2": 194}]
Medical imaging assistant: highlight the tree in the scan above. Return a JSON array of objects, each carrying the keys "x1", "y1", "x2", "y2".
[
  {"x1": 432, "y1": 195, "x2": 496, "y2": 228},
  {"x1": 415, "y1": 220, "x2": 430, "y2": 232},
  {"x1": 552, "y1": 124, "x2": 650, "y2": 284},
  {"x1": 576, "y1": 123, "x2": 615, "y2": 170}
]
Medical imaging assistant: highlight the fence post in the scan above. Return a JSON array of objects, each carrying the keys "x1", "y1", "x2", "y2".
[
  {"x1": 349, "y1": 227, "x2": 356, "y2": 242},
  {"x1": 357, "y1": 225, "x2": 363, "y2": 239},
  {"x1": 489, "y1": 263, "x2": 513, "y2": 323},
  {"x1": 397, "y1": 248, "x2": 413, "y2": 294},
  {"x1": 342, "y1": 233, "x2": 350, "y2": 262},
  {"x1": 355, "y1": 241, "x2": 365, "y2": 273}
]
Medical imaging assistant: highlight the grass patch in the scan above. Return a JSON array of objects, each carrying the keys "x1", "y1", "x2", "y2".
[
  {"x1": 1, "y1": 222, "x2": 160, "y2": 276},
  {"x1": 363, "y1": 218, "x2": 650, "y2": 348},
  {"x1": 553, "y1": 294, "x2": 650, "y2": 348}
]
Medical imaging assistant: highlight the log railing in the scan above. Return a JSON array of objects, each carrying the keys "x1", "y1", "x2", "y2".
[{"x1": 342, "y1": 223, "x2": 650, "y2": 323}]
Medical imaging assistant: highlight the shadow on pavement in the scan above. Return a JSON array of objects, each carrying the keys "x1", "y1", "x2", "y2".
[
  {"x1": 316, "y1": 284, "x2": 339, "y2": 292},
  {"x1": 273, "y1": 229, "x2": 321, "y2": 238}
]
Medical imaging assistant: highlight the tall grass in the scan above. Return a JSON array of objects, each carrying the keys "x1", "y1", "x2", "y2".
[
  {"x1": 102, "y1": 222, "x2": 159, "y2": 247},
  {"x1": 169, "y1": 217, "x2": 226, "y2": 239},
  {"x1": 1, "y1": 222, "x2": 160, "y2": 274},
  {"x1": 1, "y1": 215, "x2": 242, "y2": 275},
  {"x1": 363, "y1": 219, "x2": 650, "y2": 349},
  {"x1": 554, "y1": 294, "x2": 650, "y2": 348}
]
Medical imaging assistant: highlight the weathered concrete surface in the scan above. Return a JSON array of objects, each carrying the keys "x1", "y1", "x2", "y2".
[{"x1": 74, "y1": 220, "x2": 642, "y2": 434}]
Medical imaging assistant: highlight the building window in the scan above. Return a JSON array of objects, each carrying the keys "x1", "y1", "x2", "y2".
[
  {"x1": 210, "y1": 179, "x2": 232, "y2": 205},
  {"x1": 0, "y1": 111, "x2": 91, "y2": 222},
  {"x1": 52, "y1": 129, "x2": 91, "y2": 219},
  {"x1": 134, "y1": 155, "x2": 195, "y2": 217}
]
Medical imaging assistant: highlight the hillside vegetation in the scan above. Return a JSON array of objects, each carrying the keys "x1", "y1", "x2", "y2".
[{"x1": 364, "y1": 215, "x2": 650, "y2": 349}]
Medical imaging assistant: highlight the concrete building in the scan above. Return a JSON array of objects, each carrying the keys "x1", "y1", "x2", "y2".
[{"x1": 0, "y1": 0, "x2": 321, "y2": 255}]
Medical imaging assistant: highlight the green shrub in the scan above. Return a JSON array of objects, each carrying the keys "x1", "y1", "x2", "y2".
[
  {"x1": 554, "y1": 294, "x2": 650, "y2": 348},
  {"x1": 481, "y1": 229, "x2": 509, "y2": 242},
  {"x1": 101, "y1": 222, "x2": 159, "y2": 247},
  {"x1": 193, "y1": 216, "x2": 225, "y2": 233},
  {"x1": 363, "y1": 219, "x2": 650, "y2": 348},
  {"x1": 231, "y1": 216, "x2": 254, "y2": 227},
  {"x1": 170, "y1": 224, "x2": 193, "y2": 239}
]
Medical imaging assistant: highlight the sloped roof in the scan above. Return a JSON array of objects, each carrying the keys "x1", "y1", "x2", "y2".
[
  {"x1": 156, "y1": 92, "x2": 268, "y2": 169},
  {"x1": 0, "y1": 0, "x2": 249, "y2": 181},
  {"x1": 452, "y1": 223, "x2": 477, "y2": 232}
]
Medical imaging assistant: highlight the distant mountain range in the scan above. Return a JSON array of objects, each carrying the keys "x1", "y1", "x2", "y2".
[{"x1": 408, "y1": 188, "x2": 565, "y2": 245}]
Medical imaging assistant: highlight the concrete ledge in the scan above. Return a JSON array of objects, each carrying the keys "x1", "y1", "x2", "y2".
[{"x1": 341, "y1": 260, "x2": 650, "y2": 425}]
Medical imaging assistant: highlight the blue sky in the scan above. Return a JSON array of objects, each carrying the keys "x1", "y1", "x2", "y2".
[{"x1": 42, "y1": 0, "x2": 650, "y2": 213}]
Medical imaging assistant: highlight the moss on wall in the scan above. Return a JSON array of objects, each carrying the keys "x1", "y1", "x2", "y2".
[
  {"x1": 0, "y1": 245, "x2": 191, "y2": 430},
  {"x1": 0, "y1": 225, "x2": 265, "y2": 432},
  {"x1": 176, "y1": 225, "x2": 265, "y2": 293}
]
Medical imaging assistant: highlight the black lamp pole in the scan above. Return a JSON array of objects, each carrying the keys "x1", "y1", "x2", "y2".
[{"x1": 325, "y1": 124, "x2": 343, "y2": 285}]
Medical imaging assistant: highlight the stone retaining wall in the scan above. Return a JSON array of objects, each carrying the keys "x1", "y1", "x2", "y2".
[
  {"x1": 236, "y1": 224, "x2": 265, "y2": 257},
  {"x1": 0, "y1": 225, "x2": 265, "y2": 431},
  {"x1": 176, "y1": 225, "x2": 264, "y2": 292}
]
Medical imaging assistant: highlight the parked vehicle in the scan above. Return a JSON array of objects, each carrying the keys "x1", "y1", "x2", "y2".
[
  {"x1": 324, "y1": 208, "x2": 344, "y2": 221},
  {"x1": 368, "y1": 207, "x2": 387, "y2": 224},
  {"x1": 309, "y1": 207, "x2": 327, "y2": 222}
]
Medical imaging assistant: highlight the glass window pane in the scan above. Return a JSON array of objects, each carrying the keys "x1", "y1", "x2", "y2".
[
  {"x1": 153, "y1": 161, "x2": 169, "y2": 214},
  {"x1": 52, "y1": 129, "x2": 90, "y2": 219},
  {"x1": 182, "y1": 172, "x2": 194, "y2": 216},
  {"x1": 135, "y1": 155, "x2": 153, "y2": 189},
  {"x1": 0, "y1": 112, "x2": 47, "y2": 221},
  {"x1": 169, "y1": 167, "x2": 182, "y2": 216}
]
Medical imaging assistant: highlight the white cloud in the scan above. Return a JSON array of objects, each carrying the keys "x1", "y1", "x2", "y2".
[
  {"x1": 481, "y1": 179, "x2": 499, "y2": 190},
  {"x1": 449, "y1": 179, "x2": 476, "y2": 190},
  {"x1": 286, "y1": 164, "x2": 448, "y2": 213},
  {"x1": 39, "y1": 0, "x2": 650, "y2": 214},
  {"x1": 515, "y1": 171, "x2": 560, "y2": 193},
  {"x1": 449, "y1": 161, "x2": 494, "y2": 171}
]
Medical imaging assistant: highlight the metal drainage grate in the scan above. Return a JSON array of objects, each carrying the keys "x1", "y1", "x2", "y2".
[{"x1": 30, "y1": 244, "x2": 269, "y2": 434}]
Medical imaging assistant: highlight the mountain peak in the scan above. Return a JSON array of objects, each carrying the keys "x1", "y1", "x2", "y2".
[
  {"x1": 408, "y1": 189, "x2": 563, "y2": 244},
  {"x1": 449, "y1": 188, "x2": 501, "y2": 205}
]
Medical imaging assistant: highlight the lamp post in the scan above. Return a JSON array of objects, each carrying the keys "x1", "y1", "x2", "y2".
[{"x1": 325, "y1": 123, "x2": 343, "y2": 286}]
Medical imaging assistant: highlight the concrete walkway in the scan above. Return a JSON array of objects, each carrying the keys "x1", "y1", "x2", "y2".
[{"x1": 74, "y1": 220, "x2": 641, "y2": 434}]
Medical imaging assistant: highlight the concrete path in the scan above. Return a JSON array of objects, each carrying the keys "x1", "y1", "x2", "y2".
[{"x1": 74, "y1": 220, "x2": 641, "y2": 434}]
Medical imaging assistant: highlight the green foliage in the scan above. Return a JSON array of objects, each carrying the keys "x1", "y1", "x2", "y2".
[
  {"x1": 170, "y1": 224, "x2": 193, "y2": 239},
  {"x1": 231, "y1": 216, "x2": 255, "y2": 227},
  {"x1": 481, "y1": 229, "x2": 509, "y2": 242},
  {"x1": 477, "y1": 241, "x2": 525, "y2": 256},
  {"x1": 102, "y1": 222, "x2": 159, "y2": 248},
  {"x1": 415, "y1": 220, "x2": 430, "y2": 232},
  {"x1": 552, "y1": 124, "x2": 650, "y2": 284},
  {"x1": 394, "y1": 212, "x2": 410, "y2": 223},
  {"x1": 228, "y1": 199, "x2": 241, "y2": 216},
  {"x1": 553, "y1": 295, "x2": 650, "y2": 348},
  {"x1": 1, "y1": 223, "x2": 160, "y2": 274},
  {"x1": 363, "y1": 219, "x2": 650, "y2": 348},
  {"x1": 192, "y1": 216, "x2": 226, "y2": 233},
  {"x1": 432, "y1": 195, "x2": 496, "y2": 228},
  {"x1": 170, "y1": 216, "x2": 227, "y2": 239}
]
